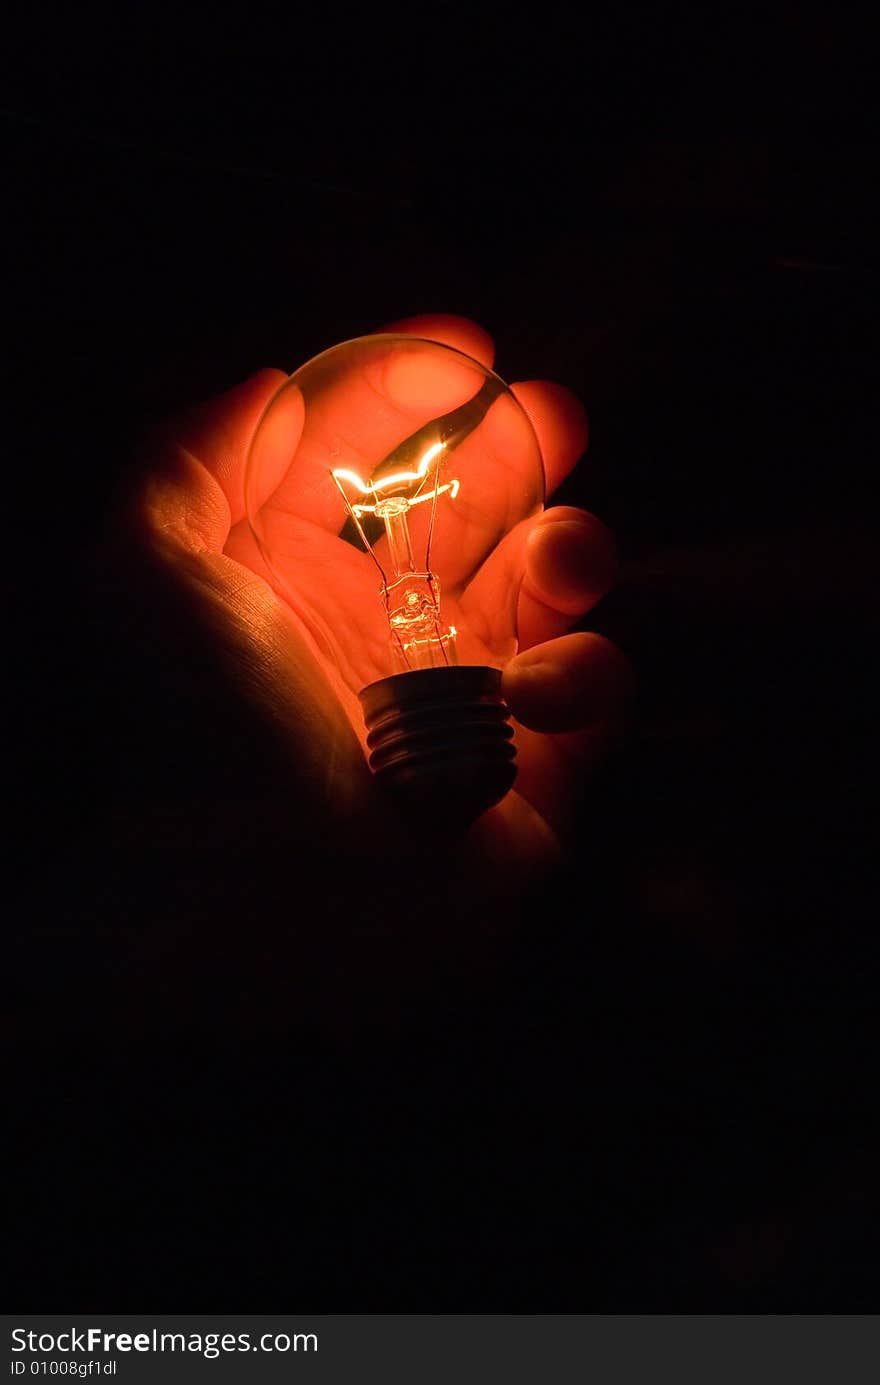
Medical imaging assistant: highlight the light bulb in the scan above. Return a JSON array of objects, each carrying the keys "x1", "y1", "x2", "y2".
[{"x1": 244, "y1": 334, "x2": 545, "y2": 824}]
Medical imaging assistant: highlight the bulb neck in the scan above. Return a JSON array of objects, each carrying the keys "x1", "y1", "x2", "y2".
[{"x1": 359, "y1": 666, "x2": 517, "y2": 829}]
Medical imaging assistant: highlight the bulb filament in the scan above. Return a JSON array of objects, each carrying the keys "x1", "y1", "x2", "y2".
[
  {"x1": 330, "y1": 374, "x2": 501, "y2": 672},
  {"x1": 331, "y1": 443, "x2": 459, "y2": 670}
]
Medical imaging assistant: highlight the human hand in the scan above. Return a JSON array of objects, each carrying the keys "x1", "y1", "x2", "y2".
[{"x1": 113, "y1": 314, "x2": 631, "y2": 881}]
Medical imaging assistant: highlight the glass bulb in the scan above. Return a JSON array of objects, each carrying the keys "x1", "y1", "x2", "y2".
[{"x1": 244, "y1": 334, "x2": 545, "y2": 822}]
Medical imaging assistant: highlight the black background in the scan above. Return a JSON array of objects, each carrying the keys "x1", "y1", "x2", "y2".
[{"x1": 6, "y1": 8, "x2": 878, "y2": 1309}]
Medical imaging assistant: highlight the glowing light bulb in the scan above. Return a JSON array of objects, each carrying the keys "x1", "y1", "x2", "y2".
[{"x1": 244, "y1": 334, "x2": 545, "y2": 823}]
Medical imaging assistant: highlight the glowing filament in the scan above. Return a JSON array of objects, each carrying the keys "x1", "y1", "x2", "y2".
[
  {"x1": 331, "y1": 440, "x2": 447, "y2": 497},
  {"x1": 347, "y1": 478, "x2": 460, "y2": 517},
  {"x1": 330, "y1": 441, "x2": 461, "y2": 671}
]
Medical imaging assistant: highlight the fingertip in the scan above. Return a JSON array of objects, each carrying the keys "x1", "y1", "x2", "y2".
[
  {"x1": 372, "y1": 313, "x2": 495, "y2": 368},
  {"x1": 196, "y1": 366, "x2": 286, "y2": 410},
  {"x1": 249, "y1": 366, "x2": 290, "y2": 389},
  {"x1": 525, "y1": 507, "x2": 618, "y2": 615},
  {"x1": 179, "y1": 368, "x2": 289, "y2": 463},
  {"x1": 504, "y1": 632, "x2": 634, "y2": 733},
  {"x1": 510, "y1": 381, "x2": 589, "y2": 495},
  {"x1": 218, "y1": 367, "x2": 289, "y2": 415}
]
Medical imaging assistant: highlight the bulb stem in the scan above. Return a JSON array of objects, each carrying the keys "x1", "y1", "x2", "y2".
[{"x1": 381, "y1": 506, "x2": 416, "y2": 578}]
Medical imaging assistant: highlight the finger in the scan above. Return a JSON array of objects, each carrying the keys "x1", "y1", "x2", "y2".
[
  {"x1": 517, "y1": 509, "x2": 617, "y2": 648},
  {"x1": 373, "y1": 313, "x2": 495, "y2": 368},
  {"x1": 462, "y1": 506, "x2": 618, "y2": 650},
  {"x1": 503, "y1": 633, "x2": 634, "y2": 835},
  {"x1": 503, "y1": 631, "x2": 634, "y2": 734},
  {"x1": 173, "y1": 369, "x2": 290, "y2": 524},
  {"x1": 127, "y1": 369, "x2": 288, "y2": 553},
  {"x1": 511, "y1": 380, "x2": 589, "y2": 497}
]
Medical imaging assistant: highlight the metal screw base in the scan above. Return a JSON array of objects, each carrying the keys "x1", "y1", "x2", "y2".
[{"x1": 359, "y1": 666, "x2": 517, "y2": 828}]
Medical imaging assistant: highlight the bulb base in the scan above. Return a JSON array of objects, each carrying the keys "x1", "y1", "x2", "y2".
[{"x1": 359, "y1": 666, "x2": 516, "y2": 827}]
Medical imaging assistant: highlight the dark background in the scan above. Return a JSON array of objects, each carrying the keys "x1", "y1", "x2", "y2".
[{"x1": 6, "y1": 9, "x2": 878, "y2": 1308}]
